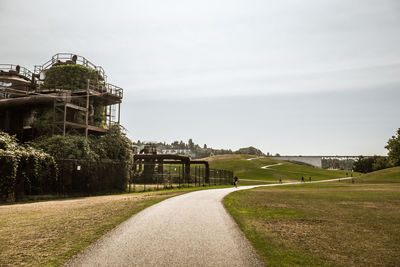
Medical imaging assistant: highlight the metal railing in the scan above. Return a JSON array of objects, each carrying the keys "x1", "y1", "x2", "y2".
[
  {"x1": 88, "y1": 80, "x2": 123, "y2": 99},
  {"x1": 0, "y1": 64, "x2": 33, "y2": 81},
  {"x1": 104, "y1": 83, "x2": 123, "y2": 98},
  {"x1": 34, "y1": 53, "x2": 107, "y2": 82}
]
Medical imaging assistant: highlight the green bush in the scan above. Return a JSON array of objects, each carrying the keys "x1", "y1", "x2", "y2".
[
  {"x1": 0, "y1": 125, "x2": 133, "y2": 199},
  {"x1": 0, "y1": 131, "x2": 57, "y2": 201},
  {"x1": 30, "y1": 125, "x2": 133, "y2": 194},
  {"x1": 42, "y1": 64, "x2": 99, "y2": 90},
  {"x1": 32, "y1": 134, "x2": 95, "y2": 160},
  {"x1": 0, "y1": 151, "x2": 18, "y2": 200},
  {"x1": 0, "y1": 132, "x2": 19, "y2": 200}
]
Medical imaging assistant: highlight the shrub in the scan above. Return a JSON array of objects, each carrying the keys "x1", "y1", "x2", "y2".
[
  {"x1": 0, "y1": 151, "x2": 18, "y2": 200},
  {"x1": 0, "y1": 131, "x2": 57, "y2": 201},
  {"x1": 41, "y1": 64, "x2": 99, "y2": 90},
  {"x1": 30, "y1": 125, "x2": 133, "y2": 194}
]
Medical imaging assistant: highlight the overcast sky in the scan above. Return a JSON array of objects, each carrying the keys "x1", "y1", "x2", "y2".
[{"x1": 1, "y1": 0, "x2": 399, "y2": 155}]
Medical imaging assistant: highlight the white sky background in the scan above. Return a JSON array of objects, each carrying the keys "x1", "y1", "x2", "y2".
[{"x1": 1, "y1": 0, "x2": 399, "y2": 155}]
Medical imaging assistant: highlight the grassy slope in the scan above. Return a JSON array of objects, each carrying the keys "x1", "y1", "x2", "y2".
[
  {"x1": 224, "y1": 167, "x2": 400, "y2": 266},
  {"x1": 355, "y1": 166, "x2": 400, "y2": 183},
  {"x1": 206, "y1": 154, "x2": 357, "y2": 184}
]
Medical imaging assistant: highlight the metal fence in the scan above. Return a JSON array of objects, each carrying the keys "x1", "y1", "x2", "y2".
[
  {"x1": 56, "y1": 159, "x2": 129, "y2": 195},
  {"x1": 129, "y1": 162, "x2": 233, "y2": 192},
  {"x1": 56, "y1": 160, "x2": 234, "y2": 195},
  {"x1": 0, "y1": 157, "x2": 234, "y2": 200}
]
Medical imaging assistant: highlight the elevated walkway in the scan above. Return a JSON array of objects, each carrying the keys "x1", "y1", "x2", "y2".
[{"x1": 0, "y1": 64, "x2": 33, "y2": 97}]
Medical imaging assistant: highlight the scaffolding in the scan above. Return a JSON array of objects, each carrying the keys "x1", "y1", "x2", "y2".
[
  {"x1": 52, "y1": 80, "x2": 122, "y2": 137},
  {"x1": 0, "y1": 53, "x2": 123, "y2": 141}
]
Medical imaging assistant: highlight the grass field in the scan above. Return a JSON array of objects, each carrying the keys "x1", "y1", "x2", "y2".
[
  {"x1": 0, "y1": 186, "x2": 228, "y2": 266},
  {"x1": 223, "y1": 167, "x2": 400, "y2": 266},
  {"x1": 206, "y1": 154, "x2": 357, "y2": 184}
]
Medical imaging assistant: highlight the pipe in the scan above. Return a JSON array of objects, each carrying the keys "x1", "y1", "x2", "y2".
[{"x1": 0, "y1": 95, "x2": 54, "y2": 108}]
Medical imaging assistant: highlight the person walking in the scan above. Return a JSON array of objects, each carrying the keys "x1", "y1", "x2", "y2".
[
  {"x1": 301, "y1": 176, "x2": 304, "y2": 183},
  {"x1": 279, "y1": 177, "x2": 282, "y2": 184},
  {"x1": 309, "y1": 176, "x2": 311, "y2": 182},
  {"x1": 234, "y1": 176, "x2": 238, "y2": 188}
]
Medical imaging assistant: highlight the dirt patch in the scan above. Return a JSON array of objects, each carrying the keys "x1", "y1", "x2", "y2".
[
  {"x1": 0, "y1": 194, "x2": 147, "y2": 214},
  {"x1": 337, "y1": 201, "x2": 399, "y2": 210}
]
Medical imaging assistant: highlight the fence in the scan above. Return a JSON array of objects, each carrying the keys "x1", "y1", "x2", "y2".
[
  {"x1": 1, "y1": 158, "x2": 234, "y2": 200},
  {"x1": 129, "y1": 162, "x2": 233, "y2": 192},
  {"x1": 57, "y1": 159, "x2": 234, "y2": 195},
  {"x1": 56, "y1": 159, "x2": 129, "y2": 195}
]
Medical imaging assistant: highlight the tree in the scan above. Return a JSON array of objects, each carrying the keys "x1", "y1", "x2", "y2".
[
  {"x1": 188, "y1": 139, "x2": 194, "y2": 150},
  {"x1": 353, "y1": 156, "x2": 375, "y2": 173},
  {"x1": 385, "y1": 128, "x2": 400, "y2": 166},
  {"x1": 353, "y1": 155, "x2": 390, "y2": 173},
  {"x1": 372, "y1": 157, "x2": 390, "y2": 171}
]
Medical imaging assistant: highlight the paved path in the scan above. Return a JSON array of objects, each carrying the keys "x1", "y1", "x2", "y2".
[
  {"x1": 65, "y1": 178, "x2": 351, "y2": 267},
  {"x1": 246, "y1": 157, "x2": 264, "y2": 161},
  {"x1": 260, "y1": 163, "x2": 283, "y2": 169}
]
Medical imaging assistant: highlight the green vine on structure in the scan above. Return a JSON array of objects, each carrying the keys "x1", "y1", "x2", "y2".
[
  {"x1": 41, "y1": 64, "x2": 100, "y2": 90},
  {"x1": 93, "y1": 102, "x2": 106, "y2": 128},
  {"x1": 31, "y1": 106, "x2": 53, "y2": 136},
  {"x1": 31, "y1": 64, "x2": 107, "y2": 133}
]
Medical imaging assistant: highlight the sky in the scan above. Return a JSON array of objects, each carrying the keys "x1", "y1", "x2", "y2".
[{"x1": 1, "y1": 0, "x2": 399, "y2": 155}]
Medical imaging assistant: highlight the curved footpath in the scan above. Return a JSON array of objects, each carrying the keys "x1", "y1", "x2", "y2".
[
  {"x1": 65, "y1": 178, "x2": 350, "y2": 267},
  {"x1": 260, "y1": 163, "x2": 283, "y2": 169}
]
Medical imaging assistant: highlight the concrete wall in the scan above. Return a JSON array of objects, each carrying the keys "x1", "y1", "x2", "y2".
[{"x1": 270, "y1": 156, "x2": 322, "y2": 168}]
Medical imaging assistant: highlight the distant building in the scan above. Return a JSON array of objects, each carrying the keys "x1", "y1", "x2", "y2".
[
  {"x1": 270, "y1": 155, "x2": 359, "y2": 170},
  {"x1": 160, "y1": 149, "x2": 196, "y2": 158}
]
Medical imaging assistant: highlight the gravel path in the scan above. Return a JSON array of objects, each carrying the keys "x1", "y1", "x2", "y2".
[
  {"x1": 65, "y1": 186, "x2": 264, "y2": 267},
  {"x1": 65, "y1": 178, "x2": 351, "y2": 267}
]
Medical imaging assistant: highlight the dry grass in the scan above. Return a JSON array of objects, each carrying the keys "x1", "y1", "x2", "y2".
[{"x1": 0, "y1": 191, "x2": 181, "y2": 266}]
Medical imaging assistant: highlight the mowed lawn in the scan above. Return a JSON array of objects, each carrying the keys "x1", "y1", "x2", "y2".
[
  {"x1": 206, "y1": 154, "x2": 356, "y2": 184},
  {"x1": 0, "y1": 187, "x2": 219, "y2": 266},
  {"x1": 223, "y1": 167, "x2": 400, "y2": 266}
]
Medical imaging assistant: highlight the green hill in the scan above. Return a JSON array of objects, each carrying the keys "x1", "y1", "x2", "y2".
[
  {"x1": 354, "y1": 166, "x2": 400, "y2": 184},
  {"x1": 205, "y1": 154, "x2": 358, "y2": 184}
]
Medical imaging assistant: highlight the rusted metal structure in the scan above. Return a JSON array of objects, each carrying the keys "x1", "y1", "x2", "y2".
[
  {"x1": 0, "y1": 53, "x2": 123, "y2": 140},
  {"x1": 131, "y1": 144, "x2": 237, "y2": 188},
  {"x1": 133, "y1": 144, "x2": 211, "y2": 184},
  {"x1": 133, "y1": 153, "x2": 210, "y2": 183}
]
